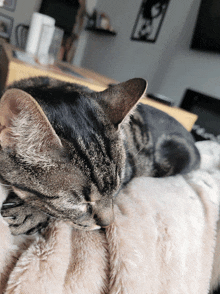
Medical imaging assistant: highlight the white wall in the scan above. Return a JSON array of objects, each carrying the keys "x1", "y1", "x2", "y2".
[
  {"x1": 79, "y1": 0, "x2": 220, "y2": 105},
  {"x1": 0, "y1": 0, "x2": 41, "y2": 45}
]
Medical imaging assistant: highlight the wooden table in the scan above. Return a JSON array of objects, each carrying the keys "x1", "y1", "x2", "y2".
[
  {"x1": 0, "y1": 39, "x2": 197, "y2": 131},
  {"x1": 0, "y1": 39, "x2": 117, "y2": 92}
]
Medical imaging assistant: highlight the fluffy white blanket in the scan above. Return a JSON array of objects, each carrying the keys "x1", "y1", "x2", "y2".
[{"x1": 0, "y1": 141, "x2": 220, "y2": 294}]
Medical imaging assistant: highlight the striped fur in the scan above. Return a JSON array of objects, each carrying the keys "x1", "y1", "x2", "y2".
[{"x1": 0, "y1": 77, "x2": 200, "y2": 235}]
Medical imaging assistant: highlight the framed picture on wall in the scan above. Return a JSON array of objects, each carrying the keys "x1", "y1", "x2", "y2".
[
  {"x1": 0, "y1": 13, "x2": 13, "y2": 39},
  {"x1": 131, "y1": 0, "x2": 170, "y2": 43},
  {"x1": 3, "y1": 0, "x2": 17, "y2": 12}
]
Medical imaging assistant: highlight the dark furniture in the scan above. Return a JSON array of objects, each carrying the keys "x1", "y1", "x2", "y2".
[
  {"x1": 180, "y1": 89, "x2": 220, "y2": 142},
  {"x1": 39, "y1": 0, "x2": 80, "y2": 35}
]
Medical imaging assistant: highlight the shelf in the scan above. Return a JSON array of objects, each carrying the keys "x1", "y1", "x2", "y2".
[{"x1": 85, "y1": 26, "x2": 117, "y2": 36}]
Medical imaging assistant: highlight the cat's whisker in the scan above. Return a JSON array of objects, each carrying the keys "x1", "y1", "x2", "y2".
[
  {"x1": 132, "y1": 148, "x2": 144, "y2": 158},
  {"x1": 0, "y1": 183, "x2": 11, "y2": 187},
  {"x1": 125, "y1": 146, "x2": 137, "y2": 152},
  {"x1": 125, "y1": 147, "x2": 144, "y2": 160},
  {"x1": 2, "y1": 202, "x2": 16, "y2": 206}
]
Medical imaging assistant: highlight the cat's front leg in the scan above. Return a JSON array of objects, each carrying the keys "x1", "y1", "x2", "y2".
[{"x1": 1, "y1": 192, "x2": 50, "y2": 235}]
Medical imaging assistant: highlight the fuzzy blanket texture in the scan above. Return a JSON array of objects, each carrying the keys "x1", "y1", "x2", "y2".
[{"x1": 0, "y1": 141, "x2": 220, "y2": 294}]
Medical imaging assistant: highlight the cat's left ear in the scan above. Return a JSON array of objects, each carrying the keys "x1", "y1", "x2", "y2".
[
  {"x1": 95, "y1": 78, "x2": 147, "y2": 126},
  {"x1": 0, "y1": 88, "x2": 63, "y2": 166}
]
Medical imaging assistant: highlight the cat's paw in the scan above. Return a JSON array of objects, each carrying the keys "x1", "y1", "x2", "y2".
[{"x1": 1, "y1": 192, "x2": 50, "y2": 235}]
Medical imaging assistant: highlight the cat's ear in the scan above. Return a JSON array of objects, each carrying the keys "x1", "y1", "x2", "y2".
[
  {"x1": 0, "y1": 88, "x2": 63, "y2": 166},
  {"x1": 96, "y1": 78, "x2": 147, "y2": 126}
]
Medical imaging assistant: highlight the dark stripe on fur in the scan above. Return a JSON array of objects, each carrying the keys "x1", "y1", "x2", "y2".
[
  {"x1": 82, "y1": 185, "x2": 91, "y2": 202},
  {"x1": 26, "y1": 216, "x2": 50, "y2": 235},
  {"x1": 12, "y1": 184, "x2": 60, "y2": 200},
  {"x1": 122, "y1": 151, "x2": 136, "y2": 186},
  {"x1": 130, "y1": 117, "x2": 144, "y2": 151}
]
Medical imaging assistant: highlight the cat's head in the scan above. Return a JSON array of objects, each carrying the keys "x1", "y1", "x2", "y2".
[{"x1": 0, "y1": 78, "x2": 147, "y2": 230}]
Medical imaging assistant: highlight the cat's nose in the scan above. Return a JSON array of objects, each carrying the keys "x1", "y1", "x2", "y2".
[
  {"x1": 96, "y1": 211, "x2": 114, "y2": 228},
  {"x1": 95, "y1": 209, "x2": 114, "y2": 227},
  {"x1": 93, "y1": 199, "x2": 114, "y2": 228}
]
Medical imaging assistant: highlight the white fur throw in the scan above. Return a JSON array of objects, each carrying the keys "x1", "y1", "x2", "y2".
[{"x1": 0, "y1": 141, "x2": 220, "y2": 294}]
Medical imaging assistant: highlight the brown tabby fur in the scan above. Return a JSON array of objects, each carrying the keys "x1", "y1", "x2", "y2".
[{"x1": 0, "y1": 77, "x2": 200, "y2": 235}]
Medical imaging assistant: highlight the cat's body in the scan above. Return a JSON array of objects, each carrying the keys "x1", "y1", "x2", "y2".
[{"x1": 0, "y1": 77, "x2": 200, "y2": 235}]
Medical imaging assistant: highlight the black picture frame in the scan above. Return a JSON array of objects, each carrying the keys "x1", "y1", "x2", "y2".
[
  {"x1": 0, "y1": 13, "x2": 13, "y2": 39},
  {"x1": 190, "y1": 0, "x2": 220, "y2": 54},
  {"x1": 3, "y1": 0, "x2": 17, "y2": 12},
  {"x1": 131, "y1": 0, "x2": 170, "y2": 43}
]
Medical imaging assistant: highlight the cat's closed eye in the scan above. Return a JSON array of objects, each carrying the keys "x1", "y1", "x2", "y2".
[{"x1": 11, "y1": 185, "x2": 106, "y2": 227}]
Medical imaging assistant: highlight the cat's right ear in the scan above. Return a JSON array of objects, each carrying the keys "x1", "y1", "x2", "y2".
[
  {"x1": 95, "y1": 78, "x2": 147, "y2": 126},
  {"x1": 0, "y1": 88, "x2": 63, "y2": 166}
]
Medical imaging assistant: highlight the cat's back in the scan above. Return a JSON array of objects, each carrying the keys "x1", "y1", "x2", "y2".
[
  {"x1": 135, "y1": 103, "x2": 196, "y2": 143},
  {"x1": 122, "y1": 102, "x2": 200, "y2": 178}
]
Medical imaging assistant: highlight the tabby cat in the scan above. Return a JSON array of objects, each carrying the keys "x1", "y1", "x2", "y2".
[{"x1": 0, "y1": 77, "x2": 200, "y2": 235}]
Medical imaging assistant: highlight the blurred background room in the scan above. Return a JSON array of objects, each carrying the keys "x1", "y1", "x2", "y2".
[{"x1": 0, "y1": 0, "x2": 220, "y2": 143}]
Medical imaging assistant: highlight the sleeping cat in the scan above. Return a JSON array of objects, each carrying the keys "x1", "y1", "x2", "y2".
[{"x1": 0, "y1": 77, "x2": 200, "y2": 235}]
